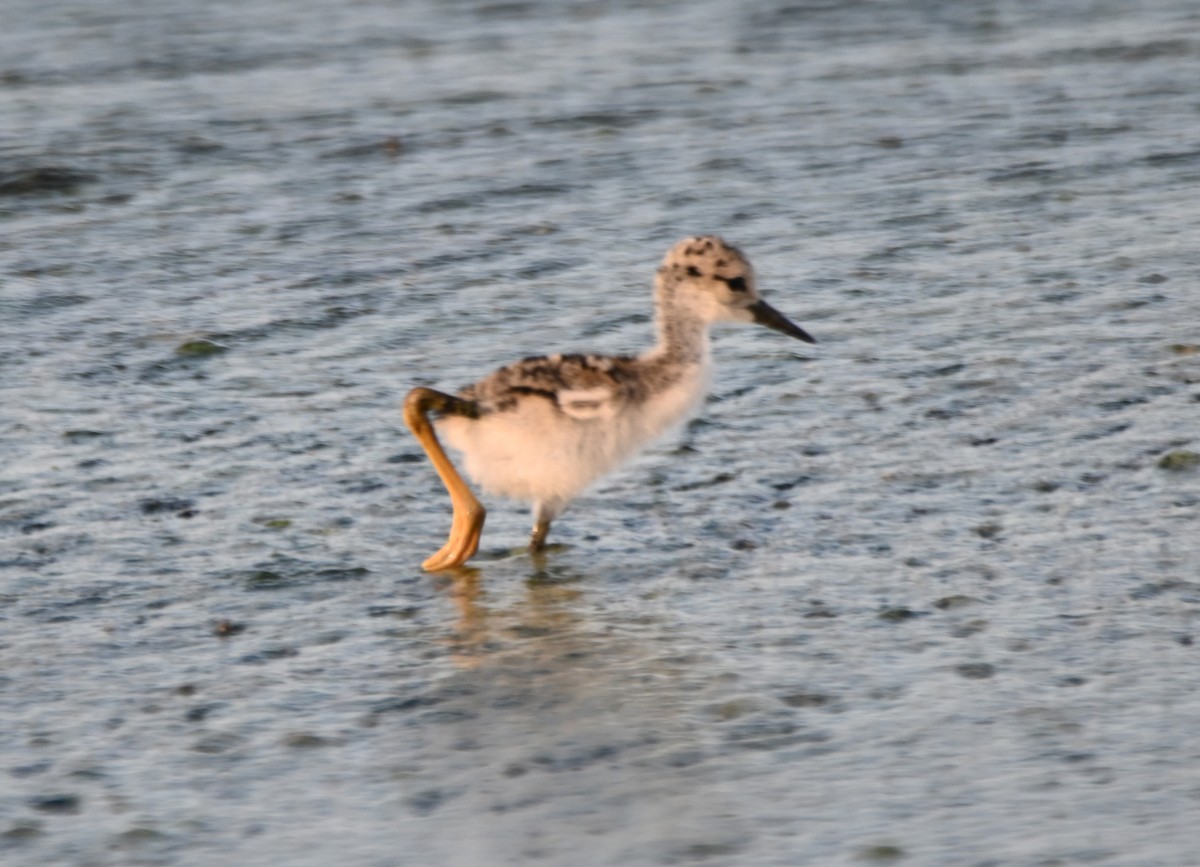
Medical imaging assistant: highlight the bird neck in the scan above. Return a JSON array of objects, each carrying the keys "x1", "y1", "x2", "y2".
[{"x1": 649, "y1": 295, "x2": 711, "y2": 366}]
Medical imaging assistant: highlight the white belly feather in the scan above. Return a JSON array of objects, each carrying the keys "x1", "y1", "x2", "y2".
[{"x1": 437, "y1": 362, "x2": 709, "y2": 509}]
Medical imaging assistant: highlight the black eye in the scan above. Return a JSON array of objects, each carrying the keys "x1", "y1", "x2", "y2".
[
  {"x1": 686, "y1": 266, "x2": 701, "y2": 277},
  {"x1": 725, "y1": 276, "x2": 747, "y2": 293}
]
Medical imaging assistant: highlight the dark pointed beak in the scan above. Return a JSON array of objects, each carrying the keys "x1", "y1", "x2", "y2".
[{"x1": 748, "y1": 300, "x2": 816, "y2": 344}]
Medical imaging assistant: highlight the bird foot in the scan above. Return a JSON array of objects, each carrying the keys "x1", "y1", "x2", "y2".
[{"x1": 421, "y1": 505, "x2": 486, "y2": 571}]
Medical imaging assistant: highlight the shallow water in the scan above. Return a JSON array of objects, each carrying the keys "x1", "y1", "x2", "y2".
[{"x1": 3, "y1": 0, "x2": 1200, "y2": 864}]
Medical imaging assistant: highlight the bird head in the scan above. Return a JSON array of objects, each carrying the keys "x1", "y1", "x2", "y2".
[{"x1": 656, "y1": 236, "x2": 815, "y2": 344}]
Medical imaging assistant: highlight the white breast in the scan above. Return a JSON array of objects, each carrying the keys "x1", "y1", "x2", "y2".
[{"x1": 620, "y1": 363, "x2": 709, "y2": 450}]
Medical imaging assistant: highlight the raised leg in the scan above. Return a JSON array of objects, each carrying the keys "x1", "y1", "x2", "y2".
[{"x1": 403, "y1": 387, "x2": 486, "y2": 571}]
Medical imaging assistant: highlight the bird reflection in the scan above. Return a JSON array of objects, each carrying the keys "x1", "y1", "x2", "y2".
[{"x1": 431, "y1": 555, "x2": 585, "y2": 669}]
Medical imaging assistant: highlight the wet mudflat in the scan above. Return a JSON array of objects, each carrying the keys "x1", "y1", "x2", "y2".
[{"x1": 2, "y1": 0, "x2": 1200, "y2": 864}]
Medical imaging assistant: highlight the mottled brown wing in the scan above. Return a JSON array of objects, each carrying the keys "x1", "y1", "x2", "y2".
[{"x1": 461, "y1": 353, "x2": 636, "y2": 419}]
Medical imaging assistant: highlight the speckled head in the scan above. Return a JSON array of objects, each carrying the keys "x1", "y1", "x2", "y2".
[{"x1": 656, "y1": 236, "x2": 815, "y2": 344}]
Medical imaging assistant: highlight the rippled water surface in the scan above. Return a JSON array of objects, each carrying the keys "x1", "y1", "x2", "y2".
[{"x1": 3, "y1": 1, "x2": 1200, "y2": 864}]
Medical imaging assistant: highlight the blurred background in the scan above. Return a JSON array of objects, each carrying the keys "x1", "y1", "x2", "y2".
[{"x1": 2, "y1": 1, "x2": 1199, "y2": 864}]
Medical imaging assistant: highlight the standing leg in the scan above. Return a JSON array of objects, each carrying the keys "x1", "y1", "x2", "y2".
[
  {"x1": 529, "y1": 501, "x2": 559, "y2": 553},
  {"x1": 530, "y1": 519, "x2": 551, "y2": 552},
  {"x1": 403, "y1": 387, "x2": 486, "y2": 571}
]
